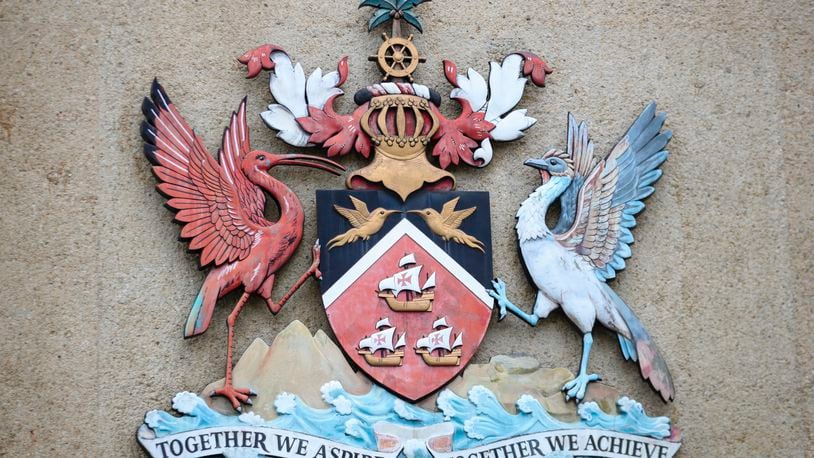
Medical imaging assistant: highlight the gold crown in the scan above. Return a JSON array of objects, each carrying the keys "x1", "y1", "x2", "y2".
[
  {"x1": 349, "y1": 93, "x2": 453, "y2": 201},
  {"x1": 361, "y1": 95, "x2": 438, "y2": 157}
]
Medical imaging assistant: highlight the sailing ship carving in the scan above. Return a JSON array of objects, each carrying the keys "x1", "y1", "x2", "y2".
[
  {"x1": 357, "y1": 318, "x2": 407, "y2": 367},
  {"x1": 377, "y1": 253, "x2": 436, "y2": 312},
  {"x1": 415, "y1": 317, "x2": 463, "y2": 366}
]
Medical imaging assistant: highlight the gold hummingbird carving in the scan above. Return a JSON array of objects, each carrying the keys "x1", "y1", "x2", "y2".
[
  {"x1": 410, "y1": 197, "x2": 485, "y2": 252},
  {"x1": 328, "y1": 196, "x2": 399, "y2": 249}
]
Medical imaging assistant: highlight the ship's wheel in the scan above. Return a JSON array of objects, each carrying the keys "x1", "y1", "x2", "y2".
[{"x1": 371, "y1": 34, "x2": 425, "y2": 81}]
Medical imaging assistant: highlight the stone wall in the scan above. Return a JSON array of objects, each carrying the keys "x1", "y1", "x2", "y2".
[{"x1": 0, "y1": 1, "x2": 811, "y2": 456}]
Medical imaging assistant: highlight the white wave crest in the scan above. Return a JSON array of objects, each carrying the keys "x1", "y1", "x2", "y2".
[
  {"x1": 394, "y1": 399, "x2": 419, "y2": 421},
  {"x1": 332, "y1": 395, "x2": 353, "y2": 415},
  {"x1": 171, "y1": 391, "x2": 200, "y2": 414},
  {"x1": 144, "y1": 410, "x2": 162, "y2": 429},
  {"x1": 344, "y1": 418, "x2": 364, "y2": 438},
  {"x1": 463, "y1": 418, "x2": 485, "y2": 440},
  {"x1": 436, "y1": 390, "x2": 456, "y2": 420},
  {"x1": 516, "y1": 394, "x2": 538, "y2": 414},
  {"x1": 239, "y1": 411, "x2": 267, "y2": 425},
  {"x1": 467, "y1": 385, "x2": 492, "y2": 406},
  {"x1": 274, "y1": 392, "x2": 297, "y2": 415},
  {"x1": 320, "y1": 380, "x2": 344, "y2": 403}
]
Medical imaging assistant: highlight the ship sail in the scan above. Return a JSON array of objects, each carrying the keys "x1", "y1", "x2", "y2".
[
  {"x1": 359, "y1": 327, "x2": 396, "y2": 352},
  {"x1": 422, "y1": 272, "x2": 436, "y2": 290},
  {"x1": 395, "y1": 333, "x2": 406, "y2": 349},
  {"x1": 416, "y1": 327, "x2": 453, "y2": 352},
  {"x1": 452, "y1": 331, "x2": 463, "y2": 348},
  {"x1": 375, "y1": 317, "x2": 392, "y2": 329},
  {"x1": 399, "y1": 253, "x2": 416, "y2": 267},
  {"x1": 378, "y1": 266, "x2": 423, "y2": 296},
  {"x1": 432, "y1": 317, "x2": 448, "y2": 329}
]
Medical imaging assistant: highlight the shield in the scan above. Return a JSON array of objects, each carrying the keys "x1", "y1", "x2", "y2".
[{"x1": 317, "y1": 189, "x2": 493, "y2": 401}]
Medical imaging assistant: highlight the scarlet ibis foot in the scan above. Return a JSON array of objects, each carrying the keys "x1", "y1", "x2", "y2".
[
  {"x1": 310, "y1": 240, "x2": 322, "y2": 280},
  {"x1": 211, "y1": 384, "x2": 257, "y2": 412}
]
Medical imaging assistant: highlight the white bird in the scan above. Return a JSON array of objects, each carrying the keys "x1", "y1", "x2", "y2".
[{"x1": 489, "y1": 102, "x2": 675, "y2": 403}]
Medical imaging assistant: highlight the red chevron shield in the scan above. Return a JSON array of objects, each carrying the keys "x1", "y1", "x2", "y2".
[{"x1": 317, "y1": 190, "x2": 493, "y2": 400}]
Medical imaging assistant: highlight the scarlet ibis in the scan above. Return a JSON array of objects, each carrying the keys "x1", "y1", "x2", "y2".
[{"x1": 141, "y1": 80, "x2": 345, "y2": 410}]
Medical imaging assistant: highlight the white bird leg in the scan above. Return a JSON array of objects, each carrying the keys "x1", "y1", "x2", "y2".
[
  {"x1": 488, "y1": 279, "x2": 539, "y2": 326},
  {"x1": 562, "y1": 333, "x2": 602, "y2": 402}
]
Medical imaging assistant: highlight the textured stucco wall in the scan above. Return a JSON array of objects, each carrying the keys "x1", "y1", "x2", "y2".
[{"x1": 0, "y1": 1, "x2": 812, "y2": 456}]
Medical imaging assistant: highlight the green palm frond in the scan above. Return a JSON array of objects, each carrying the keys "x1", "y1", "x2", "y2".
[
  {"x1": 398, "y1": 0, "x2": 428, "y2": 9},
  {"x1": 368, "y1": 8, "x2": 393, "y2": 30},
  {"x1": 359, "y1": 0, "x2": 429, "y2": 32},
  {"x1": 359, "y1": 0, "x2": 397, "y2": 9},
  {"x1": 401, "y1": 10, "x2": 423, "y2": 32}
]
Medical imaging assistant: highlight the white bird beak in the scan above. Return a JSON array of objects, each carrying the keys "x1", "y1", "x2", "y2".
[{"x1": 523, "y1": 158, "x2": 550, "y2": 183}]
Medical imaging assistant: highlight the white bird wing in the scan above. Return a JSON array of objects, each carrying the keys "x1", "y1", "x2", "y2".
[
  {"x1": 268, "y1": 51, "x2": 307, "y2": 117},
  {"x1": 260, "y1": 104, "x2": 311, "y2": 147},
  {"x1": 260, "y1": 51, "x2": 313, "y2": 147},
  {"x1": 551, "y1": 113, "x2": 598, "y2": 234},
  {"x1": 555, "y1": 102, "x2": 671, "y2": 281},
  {"x1": 484, "y1": 54, "x2": 527, "y2": 122},
  {"x1": 305, "y1": 67, "x2": 343, "y2": 110},
  {"x1": 450, "y1": 67, "x2": 488, "y2": 112}
]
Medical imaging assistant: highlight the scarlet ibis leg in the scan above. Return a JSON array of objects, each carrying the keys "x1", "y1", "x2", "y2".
[
  {"x1": 211, "y1": 291, "x2": 257, "y2": 411},
  {"x1": 263, "y1": 241, "x2": 323, "y2": 314},
  {"x1": 264, "y1": 265, "x2": 319, "y2": 313}
]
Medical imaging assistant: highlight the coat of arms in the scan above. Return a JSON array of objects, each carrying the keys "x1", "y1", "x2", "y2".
[
  {"x1": 136, "y1": 2, "x2": 683, "y2": 457},
  {"x1": 235, "y1": 0, "x2": 550, "y2": 402}
]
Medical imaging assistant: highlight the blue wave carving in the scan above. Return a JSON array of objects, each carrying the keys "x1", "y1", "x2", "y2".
[{"x1": 143, "y1": 382, "x2": 672, "y2": 456}]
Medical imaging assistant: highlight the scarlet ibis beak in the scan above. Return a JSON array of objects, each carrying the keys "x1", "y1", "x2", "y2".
[{"x1": 275, "y1": 154, "x2": 346, "y2": 175}]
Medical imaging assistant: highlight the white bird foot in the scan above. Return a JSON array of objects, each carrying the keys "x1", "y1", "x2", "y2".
[
  {"x1": 562, "y1": 372, "x2": 601, "y2": 402},
  {"x1": 488, "y1": 278, "x2": 509, "y2": 320}
]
